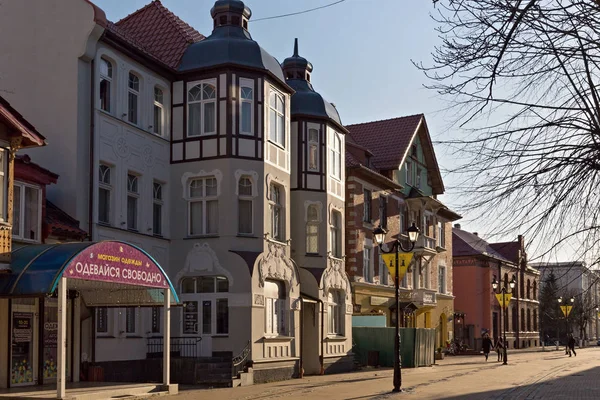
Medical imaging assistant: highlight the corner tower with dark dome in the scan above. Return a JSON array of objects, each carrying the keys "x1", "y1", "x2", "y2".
[
  {"x1": 169, "y1": 1, "x2": 299, "y2": 384},
  {"x1": 284, "y1": 39, "x2": 353, "y2": 375}
]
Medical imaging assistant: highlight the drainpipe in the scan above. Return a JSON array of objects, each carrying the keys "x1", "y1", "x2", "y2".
[
  {"x1": 319, "y1": 299, "x2": 324, "y2": 375},
  {"x1": 88, "y1": 59, "x2": 95, "y2": 241},
  {"x1": 299, "y1": 298, "x2": 304, "y2": 378}
]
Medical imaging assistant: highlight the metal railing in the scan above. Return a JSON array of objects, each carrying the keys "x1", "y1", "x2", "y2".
[
  {"x1": 232, "y1": 340, "x2": 251, "y2": 378},
  {"x1": 146, "y1": 336, "x2": 202, "y2": 358}
]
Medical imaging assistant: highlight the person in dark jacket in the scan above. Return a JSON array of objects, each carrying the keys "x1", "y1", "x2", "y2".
[
  {"x1": 568, "y1": 334, "x2": 577, "y2": 357},
  {"x1": 482, "y1": 333, "x2": 494, "y2": 361},
  {"x1": 494, "y1": 337, "x2": 504, "y2": 362}
]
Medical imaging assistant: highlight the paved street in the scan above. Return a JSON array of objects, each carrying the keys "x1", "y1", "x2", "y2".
[{"x1": 175, "y1": 347, "x2": 600, "y2": 399}]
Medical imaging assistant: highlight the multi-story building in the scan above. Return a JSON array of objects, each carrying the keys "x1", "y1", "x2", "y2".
[
  {"x1": 0, "y1": 0, "x2": 353, "y2": 386},
  {"x1": 532, "y1": 261, "x2": 600, "y2": 343},
  {"x1": 344, "y1": 114, "x2": 461, "y2": 350},
  {"x1": 453, "y1": 227, "x2": 541, "y2": 349}
]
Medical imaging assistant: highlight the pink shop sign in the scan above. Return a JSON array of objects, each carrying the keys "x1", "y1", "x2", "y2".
[{"x1": 64, "y1": 242, "x2": 167, "y2": 289}]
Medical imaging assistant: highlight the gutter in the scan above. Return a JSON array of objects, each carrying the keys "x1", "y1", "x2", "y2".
[{"x1": 88, "y1": 59, "x2": 95, "y2": 241}]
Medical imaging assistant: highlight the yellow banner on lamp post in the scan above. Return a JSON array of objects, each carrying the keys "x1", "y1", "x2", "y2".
[
  {"x1": 560, "y1": 305, "x2": 573, "y2": 317},
  {"x1": 495, "y1": 293, "x2": 512, "y2": 309},
  {"x1": 381, "y1": 252, "x2": 413, "y2": 281}
]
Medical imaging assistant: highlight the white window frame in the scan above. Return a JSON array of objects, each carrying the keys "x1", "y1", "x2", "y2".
[
  {"x1": 153, "y1": 86, "x2": 164, "y2": 136},
  {"x1": 379, "y1": 254, "x2": 389, "y2": 285},
  {"x1": 0, "y1": 148, "x2": 7, "y2": 222},
  {"x1": 179, "y1": 277, "x2": 230, "y2": 336},
  {"x1": 237, "y1": 175, "x2": 254, "y2": 235},
  {"x1": 124, "y1": 307, "x2": 140, "y2": 336},
  {"x1": 268, "y1": 88, "x2": 285, "y2": 147},
  {"x1": 269, "y1": 182, "x2": 284, "y2": 242},
  {"x1": 306, "y1": 205, "x2": 319, "y2": 254},
  {"x1": 265, "y1": 280, "x2": 287, "y2": 337},
  {"x1": 187, "y1": 80, "x2": 217, "y2": 137},
  {"x1": 153, "y1": 181, "x2": 163, "y2": 236},
  {"x1": 98, "y1": 164, "x2": 112, "y2": 225},
  {"x1": 363, "y1": 244, "x2": 373, "y2": 283},
  {"x1": 99, "y1": 57, "x2": 113, "y2": 113},
  {"x1": 308, "y1": 128, "x2": 319, "y2": 171},
  {"x1": 330, "y1": 210, "x2": 342, "y2": 258},
  {"x1": 438, "y1": 266, "x2": 447, "y2": 294},
  {"x1": 330, "y1": 132, "x2": 342, "y2": 180},
  {"x1": 239, "y1": 78, "x2": 254, "y2": 136},
  {"x1": 127, "y1": 72, "x2": 140, "y2": 125},
  {"x1": 12, "y1": 181, "x2": 42, "y2": 243},
  {"x1": 127, "y1": 173, "x2": 139, "y2": 231},
  {"x1": 328, "y1": 290, "x2": 344, "y2": 336},
  {"x1": 188, "y1": 176, "x2": 219, "y2": 236}
]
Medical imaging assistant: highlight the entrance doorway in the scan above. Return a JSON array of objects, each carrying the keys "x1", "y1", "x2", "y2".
[{"x1": 10, "y1": 299, "x2": 38, "y2": 386}]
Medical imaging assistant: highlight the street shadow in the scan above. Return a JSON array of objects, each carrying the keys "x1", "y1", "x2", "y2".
[{"x1": 437, "y1": 365, "x2": 600, "y2": 399}]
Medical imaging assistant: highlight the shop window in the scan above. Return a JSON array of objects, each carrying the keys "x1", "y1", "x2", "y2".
[
  {"x1": 188, "y1": 81, "x2": 216, "y2": 136},
  {"x1": 12, "y1": 182, "x2": 41, "y2": 242},
  {"x1": 189, "y1": 177, "x2": 218, "y2": 235},
  {"x1": 125, "y1": 307, "x2": 137, "y2": 334},
  {"x1": 265, "y1": 279, "x2": 287, "y2": 336}
]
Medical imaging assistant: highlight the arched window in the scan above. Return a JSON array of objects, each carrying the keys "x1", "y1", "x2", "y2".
[
  {"x1": 330, "y1": 210, "x2": 342, "y2": 258},
  {"x1": 308, "y1": 128, "x2": 319, "y2": 171},
  {"x1": 238, "y1": 176, "x2": 253, "y2": 234},
  {"x1": 240, "y1": 80, "x2": 253, "y2": 135},
  {"x1": 520, "y1": 308, "x2": 525, "y2": 331},
  {"x1": 269, "y1": 182, "x2": 284, "y2": 241},
  {"x1": 328, "y1": 290, "x2": 344, "y2": 335},
  {"x1": 527, "y1": 309, "x2": 531, "y2": 331},
  {"x1": 532, "y1": 281, "x2": 537, "y2": 300},
  {"x1": 99, "y1": 57, "x2": 113, "y2": 112},
  {"x1": 527, "y1": 279, "x2": 531, "y2": 299},
  {"x1": 306, "y1": 205, "x2": 319, "y2": 254},
  {"x1": 265, "y1": 279, "x2": 286, "y2": 336},
  {"x1": 330, "y1": 132, "x2": 341, "y2": 180},
  {"x1": 188, "y1": 176, "x2": 218, "y2": 235},
  {"x1": 128, "y1": 72, "x2": 140, "y2": 125},
  {"x1": 188, "y1": 81, "x2": 216, "y2": 136},
  {"x1": 268, "y1": 91, "x2": 285, "y2": 146},
  {"x1": 533, "y1": 309, "x2": 538, "y2": 331},
  {"x1": 153, "y1": 86, "x2": 164, "y2": 135}
]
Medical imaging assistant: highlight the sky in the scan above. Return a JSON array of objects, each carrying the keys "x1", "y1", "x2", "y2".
[{"x1": 92, "y1": 0, "x2": 579, "y2": 261}]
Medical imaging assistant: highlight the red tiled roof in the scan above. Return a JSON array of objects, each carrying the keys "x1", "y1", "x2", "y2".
[
  {"x1": 0, "y1": 95, "x2": 46, "y2": 148},
  {"x1": 345, "y1": 150, "x2": 360, "y2": 168},
  {"x1": 108, "y1": 0, "x2": 205, "y2": 70},
  {"x1": 45, "y1": 200, "x2": 88, "y2": 241},
  {"x1": 346, "y1": 114, "x2": 423, "y2": 170}
]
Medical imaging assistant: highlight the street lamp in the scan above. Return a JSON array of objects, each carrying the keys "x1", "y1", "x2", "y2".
[
  {"x1": 492, "y1": 275, "x2": 516, "y2": 365},
  {"x1": 558, "y1": 296, "x2": 575, "y2": 354},
  {"x1": 373, "y1": 222, "x2": 419, "y2": 393}
]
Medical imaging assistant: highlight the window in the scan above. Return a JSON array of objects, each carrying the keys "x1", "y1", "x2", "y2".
[
  {"x1": 306, "y1": 205, "x2": 319, "y2": 254},
  {"x1": 379, "y1": 196, "x2": 387, "y2": 229},
  {"x1": 526, "y1": 279, "x2": 531, "y2": 299},
  {"x1": 416, "y1": 168, "x2": 422, "y2": 188},
  {"x1": 438, "y1": 222, "x2": 445, "y2": 248},
  {"x1": 127, "y1": 174, "x2": 139, "y2": 231},
  {"x1": 520, "y1": 308, "x2": 525, "y2": 331},
  {"x1": 188, "y1": 82, "x2": 217, "y2": 136},
  {"x1": 189, "y1": 177, "x2": 219, "y2": 235},
  {"x1": 269, "y1": 183, "x2": 284, "y2": 241},
  {"x1": 438, "y1": 266, "x2": 446, "y2": 294},
  {"x1": 125, "y1": 307, "x2": 137, "y2": 334},
  {"x1": 330, "y1": 210, "x2": 342, "y2": 258},
  {"x1": 533, "y1": 281, "x2": 537, "y2": 300},
  {"x1": 363, "y1": 246, "x2": 373, "y2": 283},
  {"x1": 265, "y1": 280, "x2": 287, "y2": 336},
  {"x1": 399, "y1": 204, "x2": 406, "y2": 234},
  {"x1": 12, "y1": 183, "x2": 41, "y2": 241},
  {"x1": 363, "y1": 189, "x2": 372, "y2": 222},
  {"x1": 533, "y1": 309, "x2": 538, "y2": 331},
  {"x1": 379, "y1": 254, "x2": 389, "y2": 285},
  {"x1": 238, "y1": 176, "x2": 253, "y2": 234},
  {"x1": 328, "y1": 290, "x2": 344, "y2": 336},
  {"x1": 180, "y1": 277, "x2": 229, "y2": 294},
  {"x1": 153, "y1": 182, "x2": 163, "y2": 236},
  {"x1": 240, "y1": 84, "x2": 253, "y2": 135},
  {"x1": 0, "y1": 149, "x2": 6, "y2": 222},
  {"x1": 98, "y1": 164, "x2": 111, "y2": 224},
  {"x1": 268, "y1": 90, "x2": 285, "y2": 146},
  {"x1": 406, "y1": 161, "x2": 413, "y2": 185},
  {"x1": 526, "y1": 309, "x2": 531, "y2": 331},
  {"x1": 308, "y1": 128, "x2": 319, "y2": 171},
  {"x1": 153, "y1": 87, "x2": 164, "y2": 135},
  {"x1": 330, "y1": 133, "x2": 341, "y2": 179},
  {"x1": 96, "y1": 307, "x2": 108, "y2": 333},
  {"x1": 151, "y1": 307, "x2": 161, "y2": 333},
  {"x1": 216, "y1": 299, "x2": 229, "y2": 334},
  {"x1": 128, "y1": 72, "x2": 140, "y2": 125},
  {"x1": 99, "y1": 57, "x2": 112, "y2": 112}
]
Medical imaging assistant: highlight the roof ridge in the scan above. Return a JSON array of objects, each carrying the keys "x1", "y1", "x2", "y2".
[
  {"x1": 115, "y1": 0, "x2": 156, "y2": 26},
  {"x1": 152, "y1": 0, "x2": 204, "y2": 43},
  {"x1": 345, "y1": 113, "x2": 424, "y2": 128}
]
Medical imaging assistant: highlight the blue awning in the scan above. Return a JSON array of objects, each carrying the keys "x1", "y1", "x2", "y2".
[{"x1": 0, "y1": 241, "x2": 179, "y2": 305}]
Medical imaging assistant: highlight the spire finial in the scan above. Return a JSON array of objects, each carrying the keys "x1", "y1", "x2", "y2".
[{"x1": 293, "y1": 38, "x2": 299, "y2": 57}]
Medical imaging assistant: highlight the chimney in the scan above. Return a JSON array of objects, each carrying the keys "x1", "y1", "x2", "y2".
[
  {"x1": 473, "y1": 232, "x2": 478, "y2": 237},
  {"x1": 454, "y1": 223, "x2": 461, "y2": 229}
]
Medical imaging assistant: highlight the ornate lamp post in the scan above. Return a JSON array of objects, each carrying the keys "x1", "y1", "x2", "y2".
[
  {"x1": 492, "y1": 275, "x2": 516, "y2": 365},
  {"x1": 373, "y1": 222, "x2": 419, "y2": 393},
  {"x1": 558, "y1": 296, "x2": 574, "y2": 353}
]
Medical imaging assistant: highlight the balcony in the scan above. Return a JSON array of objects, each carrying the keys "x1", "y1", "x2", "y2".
[
  {"x1": 414, "y1": 288, "x2": 437, "y2": 308},
  {"x1": 414, "y1": 235, "x2": 437, "y2": 257}
]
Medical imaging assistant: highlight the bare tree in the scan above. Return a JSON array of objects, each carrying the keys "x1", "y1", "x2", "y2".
[{"x1": 418, "y1": 0, "x2": 600, "y2": 264}]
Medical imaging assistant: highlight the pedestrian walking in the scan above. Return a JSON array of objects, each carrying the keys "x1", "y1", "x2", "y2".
[
  {"x1": 494, "y1": 337, "x2": 504, "y2": 362},
  {"x1": 482, "y1": 333, "x2": 493, "y2": 361},
  {"x1": 568, "y1": 334, "x2": 577, "y2": 357}
]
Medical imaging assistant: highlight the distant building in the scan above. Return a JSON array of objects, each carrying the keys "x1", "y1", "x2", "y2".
[{"x1": 453, "y1": 228, "x2": 540, "y2": 349}]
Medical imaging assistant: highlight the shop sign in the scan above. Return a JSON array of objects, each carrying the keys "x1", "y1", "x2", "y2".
[
  {"x1": 13, "y1": 313, "x2": 32, "y2": 343},
  {"x1": 65, "y1": 242, "x2": 167, "y2": 289},
  {"x1": 370, "y1": 296, "x2": 389, "y2": 306}
]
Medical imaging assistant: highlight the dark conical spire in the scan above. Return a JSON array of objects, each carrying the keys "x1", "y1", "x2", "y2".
[{"x1": 282, "y1": 38, "x2": 313, "y2": 82}]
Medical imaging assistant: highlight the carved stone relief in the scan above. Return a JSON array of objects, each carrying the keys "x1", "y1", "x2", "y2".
[
  {"x1": 142, "y1": 145, "x2": 154, "y2": 167},
  {"x1": 322, "y1": 257, "x2": 352, "y2": 301},
  {"x1": 181, "y1": 169, "x2": 223, "y2": 198},
  {"x1": 113, "y1": 136, "x2": 130, "y2": 158},
  {"x1": 257, "y1": 241, "x2": 298, "y2": 289},
  {"x1": 254, "y1": 294, "x2": 264, "y2": 306},
  {"x1": 234, "y1": 169, "x2": 259, "y2": 196},
  {"x1": 175, "y1": 242, "x2": 233, "y2": 286}
]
